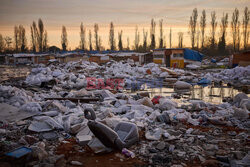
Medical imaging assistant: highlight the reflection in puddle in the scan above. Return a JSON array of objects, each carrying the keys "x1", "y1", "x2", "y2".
[
  {"x1": 189, "y1": 85, "x2": 241, "y2": 104},
  {"x1": 128, "y1": 84, "x2": 249, "y2": 104}
]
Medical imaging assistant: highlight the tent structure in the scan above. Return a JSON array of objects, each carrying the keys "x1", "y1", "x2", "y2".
[{"x1": 184, "y1": 49, "x2": 204, "y2": 62}]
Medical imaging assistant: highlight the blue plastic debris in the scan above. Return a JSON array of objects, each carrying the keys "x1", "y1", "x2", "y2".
[
  {"x1": 197, "y1": 78, "x2": 211, "y2": 87},
  {"x1": 63, "y1": 133, "x2": 71, "y2": 139},
  {"x1": 5, "y1": 146, "x2": 32, "y2": 158},
  {"x1": 211, "y1": 58, "x2": 216, "y2": 63},
  {"x1": 184, "y1": 49, "x2": 204, "y2": 62}
]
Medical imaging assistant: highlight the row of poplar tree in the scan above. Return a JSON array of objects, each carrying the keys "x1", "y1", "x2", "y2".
[{"x1": 0, "y1": 7, "x2": 249, "y2": 55}]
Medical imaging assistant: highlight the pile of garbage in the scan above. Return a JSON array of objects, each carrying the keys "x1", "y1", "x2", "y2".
[
  {"x1": 0, "y1": 85, "x2": 34, "y2": 107},
  {"x1": 0, "y1": 60, "x2": 249, "y2": 166},
  {"x1": 23, "y1": 60, "x2": 193, "y2": 92},
  {"x1": 209, "y1": 65, "x2": 250, "y2": 85}
]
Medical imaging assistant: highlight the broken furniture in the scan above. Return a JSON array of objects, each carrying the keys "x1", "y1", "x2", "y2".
[{"x1": 84, "y1": 108, "x2": 139, "y2": 150}]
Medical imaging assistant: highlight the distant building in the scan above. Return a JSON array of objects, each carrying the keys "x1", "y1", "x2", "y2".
[
  {"x1": 109, "y1": 52, "x2": 147, "y2": 64},
  {"x1": 88, "y1": 51, "x2": 149, "y2": 65},
  {"x1": 5, "y1": 53, "x2": 35, "y2": 65},
  {"x1": 34, "y1": 53, "x2": 56, "y2": 64},
  {"x1": 230, "y1": 51, "x2": 250, "y2": 67},
  {"x1": 89, "y1": 53, "x2": 110, "y2": 64},
  {"x1": 153, "y1": 48, "x2": 185, "y2": 68},
  {"x1": 152, "y1": 49, "x2": 167, "y2": 65},
  {"x1": 140, "y1": 52, "x2": 153, "y2": 64},
  {"x1": 3, "y1": 52, "x2": 90, "y2": 65},
  {"x1": 4, "y1": 53, "x2": 56, "y2": 65},
  {"x1": 152, "y1": 48, "x2": 204, "y2": 68},
  {"x1": 56, "y1": 52, "x2": 88, "y2": 63}
]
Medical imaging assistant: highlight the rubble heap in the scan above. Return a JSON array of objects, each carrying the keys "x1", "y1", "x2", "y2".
[{"x1": 0, "y1": 60, "x2": 249, "y2": 167}]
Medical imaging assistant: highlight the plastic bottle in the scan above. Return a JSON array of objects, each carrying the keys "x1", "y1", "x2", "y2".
[{"x1": 122, "y1": 148, "x2": 135, "y2": 158}]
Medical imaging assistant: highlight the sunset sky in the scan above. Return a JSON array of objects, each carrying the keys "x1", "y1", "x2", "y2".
[{"x1": 0, "y1": 0, "x2": 249, "y2": 49}]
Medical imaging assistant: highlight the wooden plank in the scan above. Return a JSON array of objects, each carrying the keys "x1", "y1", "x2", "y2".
[{"x1": 44, "y1": 97, "x2": 100, "y2": 102}]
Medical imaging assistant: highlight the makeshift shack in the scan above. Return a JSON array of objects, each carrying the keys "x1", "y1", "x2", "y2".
[
  {"x1": 34, "y1": 53, "x2": 56, "y2": 64},
  {"x1": 169, "y1": 49, "x2": 185, "y2": 68},
  {"x1": 153, "y1": 48, "x2": 185, "y2": 68},
  {"x1": 56, "y1": 52, "x2": 88, "y2": 63},
  {"x1": 4, "y1": 53, "x2": 57, "y2": 65},
  {"x1": 139, "y1": 52, "x2": 153, "y2": 65},
  {"x1": 153, "y1": 48, "x2": 204, "y2": 68},
  {"x1": 230, "y1": 51, "x2": 250, "y2": 67},
  {"x1": 153, "y1": 49, "x2": 166, "y2": 65},
  {"x1": 109, "y1": 52, "x2": 146, "y2": 64},
  {"x1": 89, "y1": 54, "x2": 110, "y2": 64},
  {"x1": 183, "y1": 48, "x2": 204, "y2": 67},
  {"x1": 5, "y1": 53, "x2": 35, "y2": 65}
]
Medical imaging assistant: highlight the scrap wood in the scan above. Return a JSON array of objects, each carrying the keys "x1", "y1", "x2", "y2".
[
  {"x1": 160, "y1": 67, "x2": 178, "y2": 76},
  {"x1": 44, "y1": 97, "x2": 100, "y2": 103}
]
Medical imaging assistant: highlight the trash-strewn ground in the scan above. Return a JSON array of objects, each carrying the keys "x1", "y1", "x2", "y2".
[
  {"x1": 0, "y1": 65, "x2": 31, "y2": 82},
  {"x1": 0, "y1": 60, "x2": 249, "y2": 167}
]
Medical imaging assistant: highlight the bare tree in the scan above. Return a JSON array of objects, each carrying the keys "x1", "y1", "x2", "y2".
[
  {"x1": 243, "y1": 7, "x2": 250, "y2": 50},
  {"x1": 159, "y1": 19, "x2": 164, "y2": 48},
  {"x1": 231, "y1": 8, "x2": 240, "y2": 51},
  {"x1": 150, "y1": 19, "x2": 156, "y2": 49},
  {"x1": 218, "y1": 13, "x2": 228, "y2": 54},
  {"x1": 189, "y1": 8, "x2": 198, "y2": 49},
  {"x1": 61, "y1": 26, "x2": 68, "y2": 51},
  {"x1": 89, "y1": 30, "x2": 92, "y2": 51},
  {"x1": 30, "y1": 19, "x2": 47, "y2": 52},
  {"x1": 143, "y1": 28, "x2": 148, "y2": 51},
  {"x1": 4, "y1": 36, "x2": 12, "y2": 51},
  {"x1": 196, "y1": 27, "x2": 200, "y2": 48},
  {"x1": 118, "y1": 30, "x2": 123, "y2": 51},
  {"x1": 237, "y1": 21, "x2": 241, "y2": 51},
  {"x1": 38, "y1": 19, "x2": 44, "y2": 52},
  {"x1": 14, "y1": 26, "x2": 19, "y2": 52},
  {"x1": 13, "y1": 25, "x2": 27, "y2": 52},
  {"x1": 94, "y1": 23, "x2": 100, "y2": 51},
  {"x1": 109, "y1": 22, "x2": 115, "y2": 50},
  {"x1": 30, "y1": 26, "x2": 35, "y2": 52},
  {"x1": 200, "y1": 10, "x2": 206, "y2": 48},
  {"x1": 169, "y1": 28, "x2": 172, "y2": 48},
  {"x1": 134, "y1": 26, "x2": 140, "y2": 51},
  {"x1": 19, "y1": 25, "x2": 27, "y2": 52},
  {"x1": 31, "y1": 21, "x2": 38, "y2": 52},
  {"x1": 210, "y1": 11, "x2": 217, "y2": 48},
  {"x1": 127, "y1": 37, "x2": 130, "y2": 50},
  {"x1": 80, "y1": 23, "x2": 86, "y2": 50},
  {"x1": 178, "y1": 32, "x2": 184, "y2": 48},
  {"x1": 163, "y1": 35, "x2": 166, "y2": 48},
  {"x1": 98, "y1": 36, "x2": 102, "y2": 51},
  {"x1": 0, "y1": 34, "x2": 5, "y2": 52},
  {"x1": 43, "y1": 30, "x2": 48, "y2": 52}
]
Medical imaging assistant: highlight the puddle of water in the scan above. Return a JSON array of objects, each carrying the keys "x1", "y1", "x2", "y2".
[
  {"x1": 189, "y1": 85, "x2": 241, "y2": 104},
  {"x1": 0, "y1": 65, "x2": 248, "y2": 105},
  {"x1": 127, "y1": 84, "x2": 249, "y2": 104}
]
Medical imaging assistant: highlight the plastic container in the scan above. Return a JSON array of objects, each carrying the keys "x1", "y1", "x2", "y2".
[
  {"x1": 5, "y1": 146, "x2": 32, "y2": 158},
  {"x1": 122, "y1": 148, "x2": 135, "y2": 158}
]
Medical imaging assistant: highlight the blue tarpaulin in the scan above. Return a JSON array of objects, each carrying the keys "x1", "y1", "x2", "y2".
[
  {"x1": 211, "y1": 58, "x2": 216, "y2": 63},
  {"x1": 197, "y1": 78, "x2": 211, "y2": 87},
  {"x1": 184, "y1": 49, "x2": 204, "y2": 62}
]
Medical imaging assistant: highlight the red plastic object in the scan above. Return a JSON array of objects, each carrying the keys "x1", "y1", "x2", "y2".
[{"x1": 151, "y1": 96, "x2": 163, "y2": 105}]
